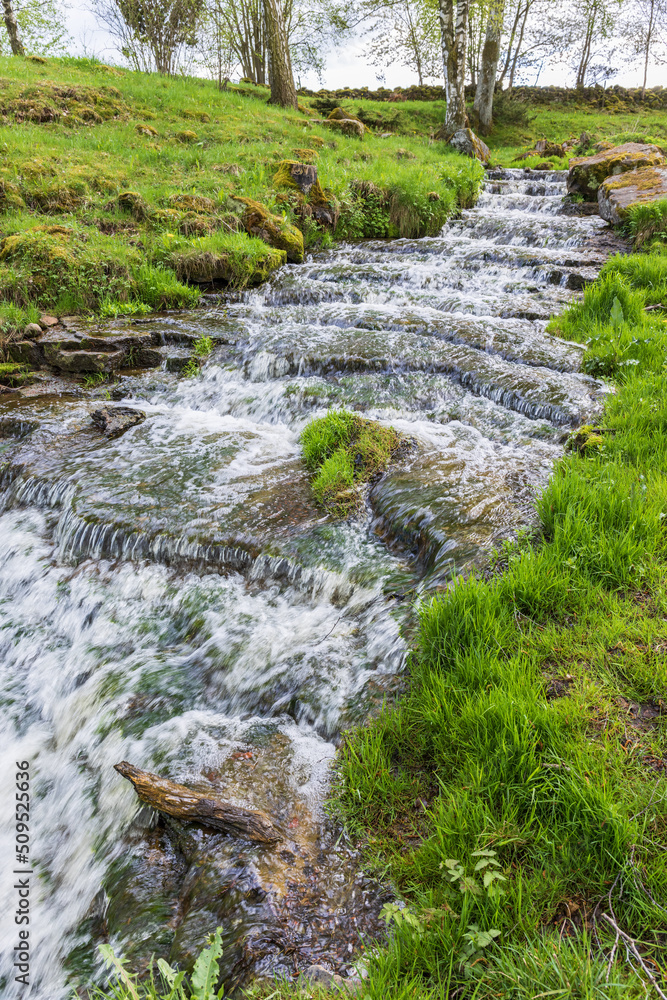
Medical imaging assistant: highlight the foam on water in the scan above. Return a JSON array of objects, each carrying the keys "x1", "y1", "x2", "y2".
[{"x1": 0, "y1": 170, "x2": 613, "y2": 996}]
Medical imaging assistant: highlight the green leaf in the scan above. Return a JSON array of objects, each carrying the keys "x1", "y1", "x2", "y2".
[
  {"x1": 191, "y1": 928, "x2": 223, "y2": 1000},
  {"x1": 483, "y1": 870, "x2": 507, "y2": 888},
  {"x1": 98, "y1": 945, "x2": 140, "y2": 1000},
  {"x1": 610, "y1": 296, "x2": 624, "y2": 330},
  {"x1": 473, "y1": 858, "x2": 491, "y2": 871},
  {"x1": 157, "y1": 959, "x2": 186, "y2": 999},
  {"x1": 470, "y1": 850, "x2": 497, "y2": 858}
]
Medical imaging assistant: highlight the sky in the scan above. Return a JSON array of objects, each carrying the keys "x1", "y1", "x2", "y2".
[{"x1": 64, "y1": 2, "x2": 665, "y2": 91}]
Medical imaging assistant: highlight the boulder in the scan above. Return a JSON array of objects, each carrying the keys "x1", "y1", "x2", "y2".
[
  {"x1": 23, "y1": 323, "x2": 43, "y2": 339},
  {"x1": 597, "y1": 166, "x2": 667, "y2": 225},
  {"x1": 567, "y1": 142, "x2": 665, "y2": 201},
  {"x1": 273, "y1": 160, "x2": 318, "y2": 194},
  {"x1": 446, "y1": 128, "x2": 490, "y2": 165},
  {"x1": 39, "y1": 314, "x2": 59, "y2": 329},
  {"x1": 90, "y1": 406, "x2": 146, "y2": 439},
  {"x1": 534, "y1": 139, "x2": 565, "y2": 157},
  {"x1": 234, "y1": 196, "x2": 304, "y2": 263},
  {"x1": 324, "y1": 117, "x2": 365, "y2": 139}
]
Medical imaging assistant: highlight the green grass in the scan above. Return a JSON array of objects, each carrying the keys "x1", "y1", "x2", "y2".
[
  {"x1": 322, "y1": 241, "x2": 667, "y2": 998},
  {"x1": 0, "y1": 56, "x2": 485, "y2": 329},
  {"x1": 301, "y1": 410, "x2": 400, "y2": 515}
]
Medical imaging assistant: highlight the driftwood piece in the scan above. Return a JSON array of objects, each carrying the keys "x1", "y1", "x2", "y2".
[{"x1": 114, "y1": 761, "x2": 281, "y2": 844}]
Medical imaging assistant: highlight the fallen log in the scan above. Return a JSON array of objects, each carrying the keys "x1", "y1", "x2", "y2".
[{"x1": 114, "y1": 761, "x2": 281, "y2": 844}]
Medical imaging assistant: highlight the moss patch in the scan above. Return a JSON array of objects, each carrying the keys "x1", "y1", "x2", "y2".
[
  {"x1": 234, "y1": 196, "x2": 304, "y2": 263},
  {"x1": 301, "y1": 409, "x2": 400, "y2": 515}
]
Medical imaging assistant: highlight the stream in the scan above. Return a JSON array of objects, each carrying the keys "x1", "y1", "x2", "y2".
[{"x1": 0, "y1": 169, "x2": 614, "y2": 997}]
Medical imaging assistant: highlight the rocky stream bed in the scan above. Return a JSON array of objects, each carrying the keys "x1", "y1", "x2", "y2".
[{"x1": 0, "y1": 169, "x2": 624, "y2": 998}]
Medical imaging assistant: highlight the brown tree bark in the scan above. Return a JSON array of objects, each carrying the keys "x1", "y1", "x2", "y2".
[
  {"x1": 474, "y1": 0, "x2": 504, "y2": 134},
  {"x1": 438, "y1": 0, "x2": 469, "y2": 136},
  {"x1": 2, "y1": 0, "x2": 25, "y2": 55},
  {"x1": 114, "y1": 761, "x2": 282, "y2": 843},
  {"x1": 263, "y1": 0, "x2": 297, "y2": 108}
]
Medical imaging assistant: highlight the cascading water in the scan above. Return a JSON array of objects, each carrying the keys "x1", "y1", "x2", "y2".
[{"x1": 0, "y1": 169, "x2": 614, "y2": 997}]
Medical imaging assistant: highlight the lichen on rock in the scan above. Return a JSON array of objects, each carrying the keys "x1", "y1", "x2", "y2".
[
  {"x1": 597, "y1": 166, "x2": 667, "y2": 224},
  {"x1": 567, "y1": 143, "x2": 665, "y2": 201}
]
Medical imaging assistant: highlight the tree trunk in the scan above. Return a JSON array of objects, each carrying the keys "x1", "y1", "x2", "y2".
[
  {"x1": 2, "y1": 0, "x2": 24, "y2": 55},
  {"x1": 575, "y1": 10, "x2": 595, "y2": 88},
  {"x1": 474, "y1": 0, "x2": 504, "y2": 134},
  {"x1": 439, "y1": 0, "x2": 469, "y2": 135},
  {"x1": 498, "y1": 1, "x2": 522, "y2": 86},
  {"x1": 263, "y1": 0, "x2": 297, "y2": 108},
  {"x1": 507, "y1": 0, "x2": 529, "y2": 96},
  {"x1": 641, "y1": 0, "x2": 655, "y2": 98},
  {"x1": 114, "y1": 761, "x2": 282, "y2": 843}
]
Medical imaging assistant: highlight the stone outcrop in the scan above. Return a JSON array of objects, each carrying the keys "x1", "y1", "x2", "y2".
[
  {"x1": 567, "y1": 143, "x2": 665, "y2": 201},
  {"x1": 597, "y1": 166, "x2": 667, "y2": 225}
]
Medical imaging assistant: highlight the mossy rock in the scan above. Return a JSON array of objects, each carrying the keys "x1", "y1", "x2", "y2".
[
  {"x1": 0, "y1": 180, "x2": 26, "y2": 211},
  {"x1": 178, "y1": 212, "x2": 217, "y2": 236},
  {"x1": 301, "y1": 410, "x2": 401, "y2": 516},
  {"x1": 567, "y1": 143, "x2": 665, "y2": 201},
  {"x1": 136, "y1": 123, "x2": 158, "y2": 136},
  {"x1": 168, "y1": 244, "x2": 285, "y2": 285},
  {"x1": 292, "y1": 148, "x2": 319, "y2": 162},
  {"x1": 273, "y1": 160, "x2": 319, "y2": 195},
  {"x1": 233, "y1": 197, "x2": 304, "y2": 263},
  {"x1": 565, "y1": 425, "x2": 606, "y2": 454},
  {"x1": 598, "y1": 166, "x2": 667, "y2": 224},
  {"x1": 169, "y1": 193, "x2": 216, "y2": 214},
  {"x1": 117, "y1": 190, "x2": 152, "y2": 221},
  {"x1": 175, "y1": 129, "x2": 198, "y2": 143}
]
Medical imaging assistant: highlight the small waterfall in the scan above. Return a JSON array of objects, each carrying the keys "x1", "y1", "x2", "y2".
[{"x1": 0, "y1": 170, "x2": 613, "y2": 998}]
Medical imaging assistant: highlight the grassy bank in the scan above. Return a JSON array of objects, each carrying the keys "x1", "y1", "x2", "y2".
[
  {"x1": 0, "y1": 55, "x2": 482, "y2": 342},
  {"x1": 324, "y1": 207, "x2": 667, "y2": 999}
]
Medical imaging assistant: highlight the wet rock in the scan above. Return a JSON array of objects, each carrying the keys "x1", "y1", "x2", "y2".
[
  {"x1": 24, "y1": 323, "x2": 43, "y2": 339},
  {"x1": 567, "y1": 142, "x2": 665, "y2": 201},
  {"x1": 7, "y1": 341, "x2": 41, "y2": 365},
  {"x1": 91, "y1": 405, "x2": 146, "y2": 438},
  {"x1": 46, "y1": 346, "x2": 125, "y2": 373},
  {"x1": 445, "y1": 127, "x2": 490, "y2": 165},
  {"x1": 597, "y1": 166, "x2": 667, "y2": 225}
]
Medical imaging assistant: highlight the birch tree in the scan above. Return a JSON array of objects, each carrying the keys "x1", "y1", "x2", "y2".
[
  {"x1": 439, "y1": 0, "x2": 469, "y2": 133},
  {"x1": 2, "y1": 0, "x2": 24, "y2": 53}
]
